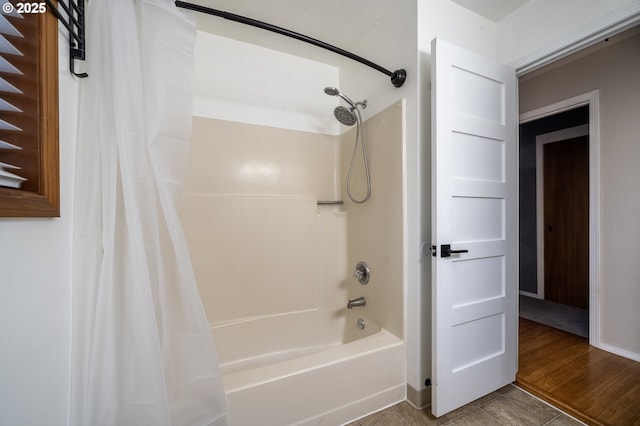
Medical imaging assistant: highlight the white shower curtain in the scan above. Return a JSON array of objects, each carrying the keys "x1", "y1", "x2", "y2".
[{"x1": 71, "y1": 1, "x2": 228, "y2": 425}]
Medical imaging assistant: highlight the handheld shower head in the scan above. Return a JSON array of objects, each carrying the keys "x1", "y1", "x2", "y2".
[
  {"x1": 323, "y1": 86, "x2": 360, "y2": 110},
  {"x1": 324, "y1": 87, "x2": 340, "y2": 96}
]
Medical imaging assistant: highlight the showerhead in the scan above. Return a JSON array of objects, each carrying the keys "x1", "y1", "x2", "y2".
[{"x1": 334, "y1": 106, "x2": 357, "y2": 126}]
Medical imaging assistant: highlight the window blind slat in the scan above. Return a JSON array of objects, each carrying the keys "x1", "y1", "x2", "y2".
[
  {"x1": 0, "y1": 15, "x2": 23, "y2": 38},
  {"x1": 0, "y1": 161, "x2": 27, "y2": 188},
  {"x1": 0, "y1": 12, "x2": 38, "y2": 194},
  {"x1": 0, "y1": 35, "x2": 23, "y2": 56},
  {"x1": 0, "y1": 76, "x2": 23, "y2": 94},
  {"x1": 0, "y1": 140, "x2": 22, "y2": 149},
  {"x1": 0, "y1": 118, "x2": 22, "y2": 131},
  {"x1": 2, "y1": 9, "x2": 23, "y2": 19},
  {"x1": 0, "y1": 56, "x2": 22, "y2": 74},
  {"x1": 0, "y1": 98, "x2": 22, "y2": 112},
  {"x1": 0, "y1": 161, "x2": 21, "y2": 169}
]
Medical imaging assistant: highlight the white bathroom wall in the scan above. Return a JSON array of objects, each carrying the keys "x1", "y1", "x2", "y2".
[
  {"x1": 0, "y1": 33, "x2": 78, "y2": 426},
  {"x1": 418, "y1": 0, "x2": 497, "y2": 59},
  {"x1": 193, "y1": 31, "x2": 340, "y2": 134},
  {"x1": 338, "y1": 0, "x2": 417, "y2": 119}
]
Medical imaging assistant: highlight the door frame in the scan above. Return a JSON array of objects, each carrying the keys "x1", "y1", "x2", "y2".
[{"x1": 519, "y1": 91, "x2": 601, "y2": 348}]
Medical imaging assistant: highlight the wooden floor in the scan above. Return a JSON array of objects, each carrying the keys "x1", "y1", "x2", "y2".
[{"x1": 516, "y1": 317, "x2": 640, "y2": 425}]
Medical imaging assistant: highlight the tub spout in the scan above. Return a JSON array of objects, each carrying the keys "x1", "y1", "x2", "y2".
[{"x1": 347, "y1": 297, "x2": 366, "y2": 309}]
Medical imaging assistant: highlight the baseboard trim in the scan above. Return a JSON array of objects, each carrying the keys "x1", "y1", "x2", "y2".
[
  {"x1": 598, "y1": 342, "x2": 640, "y2": 363},
  {"x1": 519, "y1": 290, "x2": 540, "y2": 299},
  {"x1": 406, "y1": 383, "x2": 431, "y2": 410}
]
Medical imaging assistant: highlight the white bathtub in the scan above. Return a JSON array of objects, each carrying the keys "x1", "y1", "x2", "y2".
[
  {"x1": 212, "y1": 311, "x2": 405, "y2": 426},
  {"x1": 181, "y1": 195, "x2": 405, "y2": 424}
]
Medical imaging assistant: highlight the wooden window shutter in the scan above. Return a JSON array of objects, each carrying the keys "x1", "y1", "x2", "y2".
[{"x1": 0, "y1": 8, "x2": 59, "y2": 217}]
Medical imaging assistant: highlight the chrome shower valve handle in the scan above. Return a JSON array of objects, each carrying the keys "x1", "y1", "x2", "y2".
[{"x1": 353, "y1": 261, "x2": 370, "y2": 285}]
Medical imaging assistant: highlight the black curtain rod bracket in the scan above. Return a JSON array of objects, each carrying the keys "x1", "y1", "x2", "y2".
[
  {"x1": 46, "y1": 0, "x2": 88, "y2": 78},
  {"x1": 175, "y1": 1, "x2": 406, "y2": 88}
]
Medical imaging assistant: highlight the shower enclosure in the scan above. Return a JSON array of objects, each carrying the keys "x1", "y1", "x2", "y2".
[{"x1": 178, "y1": 31, "x2": 405, "y2": 425}]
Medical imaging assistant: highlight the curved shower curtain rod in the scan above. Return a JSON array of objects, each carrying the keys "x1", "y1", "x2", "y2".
[{"x1": 174, "y1": 1, "x2": 407, "y2": 88}]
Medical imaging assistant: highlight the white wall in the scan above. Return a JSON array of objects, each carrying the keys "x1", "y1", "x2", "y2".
[
  {"x1": 418, "y1": 0, "x2": 497, "y2": 59},
  {"x1": 498, "y1": 0, "x2": 640, "y2": 68},
  {"x1": 193, "y1": 31, "x2": 340, "y2": 134},
  {"x1": 0, "y1": 34, "x2": 78, "y2": 426}
]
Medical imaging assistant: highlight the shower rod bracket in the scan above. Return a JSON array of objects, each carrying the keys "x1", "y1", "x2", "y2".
[
  {"x1": 175, "y1": 1, "x2": 406, "y2": 88},
  {"x1": 390, "y1": 69, "x2": 406, "y2": 88},
  {"x1": 46, "y1": 0, "x2": 88, "y2": 78}
]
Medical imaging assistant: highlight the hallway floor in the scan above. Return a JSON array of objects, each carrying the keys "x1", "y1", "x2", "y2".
[
  {"x1": 517, "y1": 318, "x2": 640, "y2": 425},
  {"x1": 348, "y1": 384, "x2": 584, "y2": 425}
]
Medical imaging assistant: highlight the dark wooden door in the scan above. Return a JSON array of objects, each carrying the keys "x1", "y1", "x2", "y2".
[{"x1": 543, "y1": 136, "x2": 589, "y2": 309}]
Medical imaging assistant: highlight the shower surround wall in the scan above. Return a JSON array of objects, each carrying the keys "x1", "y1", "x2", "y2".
[
  {"x1": 341, "y1": 101, "x2": 405, "y2": 340},
  {"x1": 179, "y1": 108, "x2": 405, "y2": 424},
  {"x1": 181, "y1": 117, "x2": 346, "y2": 339},
  {"x1": 179, "y1": 30, "x2": 405, "y2": 424}
]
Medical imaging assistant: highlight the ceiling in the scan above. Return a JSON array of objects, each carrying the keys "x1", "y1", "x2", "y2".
[
  {"x1": 187, "y1": 0, "x2": 531, "y2": 65},
  {"x1": 189, "y1": 0, "x2": 412, "y2": 66},
  {"x1": 450, "y1": 0, "x2": 531, "y2": 22},
  {"x1": 190, "y1": 0, "x2": 406, "y2": 44},
  {"x1": 189, "y1": 0, "x2": 532, "y2": 35}
]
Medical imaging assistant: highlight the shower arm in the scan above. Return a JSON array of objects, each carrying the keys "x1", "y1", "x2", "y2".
[{"x1": 174, "y1": 1, "x2": 407, "y2": 88}]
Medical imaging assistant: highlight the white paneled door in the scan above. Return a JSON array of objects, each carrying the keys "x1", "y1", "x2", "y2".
[{"x1": 431, "y1": 38, "x2": 517, "y2": 417}]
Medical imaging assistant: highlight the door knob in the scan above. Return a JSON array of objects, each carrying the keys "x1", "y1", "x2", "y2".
[{"x1": 440, "y1": 244, "x2": 469, "y2": 258}]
